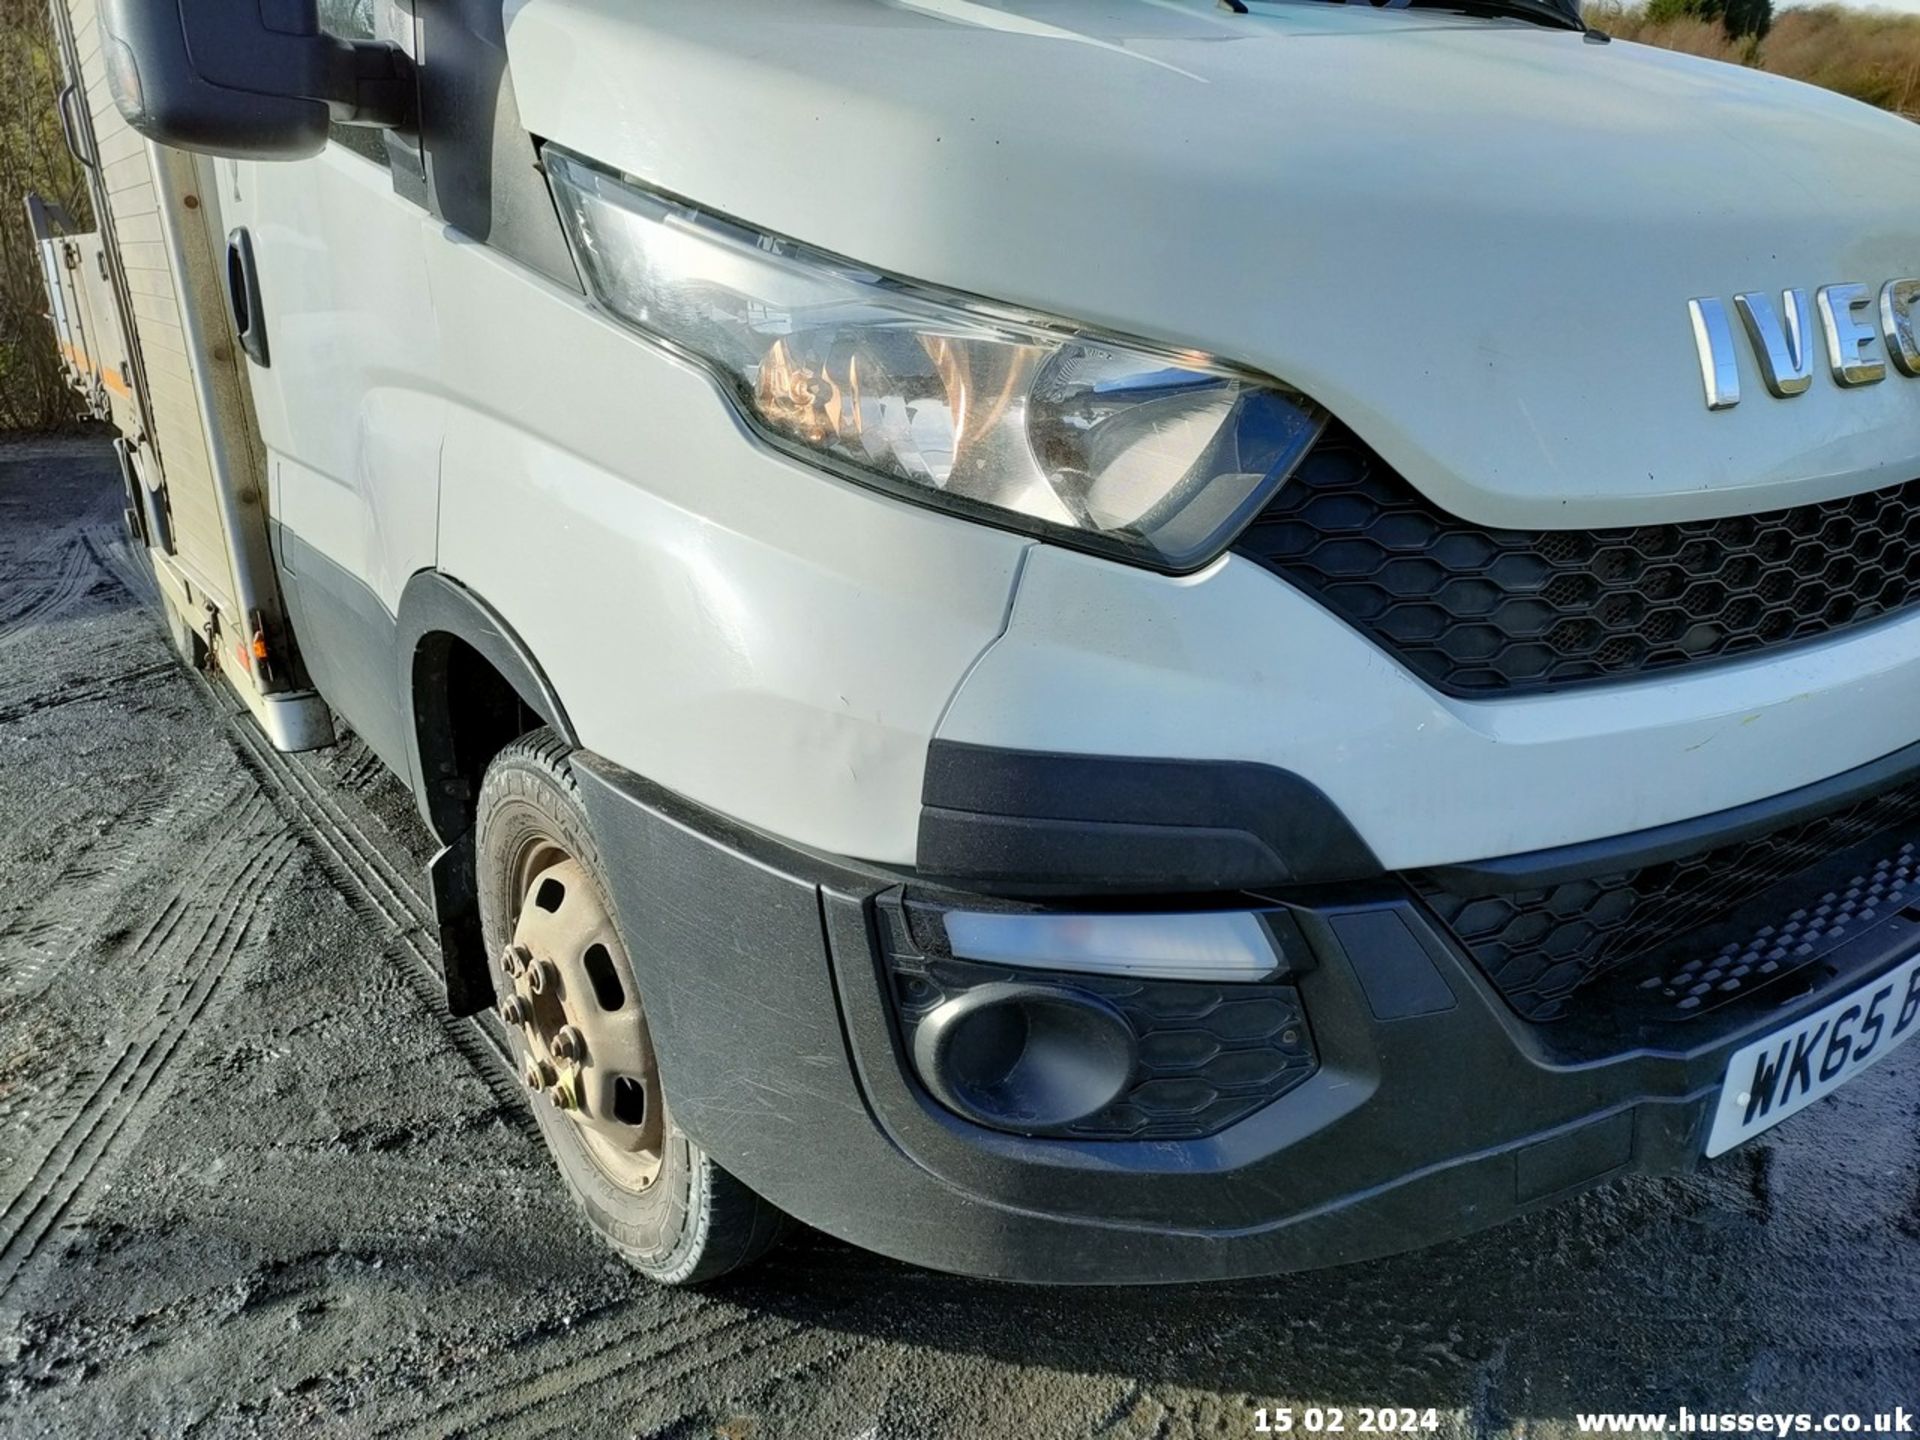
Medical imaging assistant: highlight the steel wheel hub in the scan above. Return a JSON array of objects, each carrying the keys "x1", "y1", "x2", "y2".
[{"x1": 499, "y1": 853, "x2": 664, "y2": 1191}]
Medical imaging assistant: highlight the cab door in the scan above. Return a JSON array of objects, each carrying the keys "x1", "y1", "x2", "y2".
[{"x1": 217, "y1": 0, "x2": 444, "y2": 782}]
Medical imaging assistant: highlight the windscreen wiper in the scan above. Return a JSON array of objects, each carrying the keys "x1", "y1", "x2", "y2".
[{"x1": 1226, "y1": 0, "x2": 1592, "y2": 34}]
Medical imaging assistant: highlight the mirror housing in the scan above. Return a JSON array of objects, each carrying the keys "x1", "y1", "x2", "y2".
[{"x1": 98, "y1": 0, "x2": 412, "y2": 161}]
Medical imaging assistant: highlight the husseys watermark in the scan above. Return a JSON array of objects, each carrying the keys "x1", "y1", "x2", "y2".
[{"x1": 1576, "y1": 1409, "x2": 1915, "y2": 1434}]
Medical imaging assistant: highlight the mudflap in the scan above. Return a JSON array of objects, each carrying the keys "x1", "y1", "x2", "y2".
[{"x1": 431, "y1": 832, "x2": 495, "y2": 1017}]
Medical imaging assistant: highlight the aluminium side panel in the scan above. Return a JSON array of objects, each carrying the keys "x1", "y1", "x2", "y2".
[
  {"x1": 66, "y1": 0, "x2": 235, "y2": 612},
  {"x1": 49, "y1": 0, "x2": 332, "y2": 751}
]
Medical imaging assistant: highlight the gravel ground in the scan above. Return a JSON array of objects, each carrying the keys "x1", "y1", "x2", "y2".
[{"x1": 0, "y1": 435, "x2": 1917, "y2": 1439}]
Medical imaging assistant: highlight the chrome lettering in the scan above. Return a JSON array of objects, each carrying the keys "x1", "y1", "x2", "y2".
[
  {"x1": 1689, "y1": 297, "x2": 1742, "y2": 410},
  {"x1": 1882, "y1": 279, "x2": 1920, "y2": 378},
  {"x1": 1817, "y1": 283, "x2": 1888, "y2": 387},
  {"x1": 1734, "y1": 289, "x2": 1815, "y2": 397}
]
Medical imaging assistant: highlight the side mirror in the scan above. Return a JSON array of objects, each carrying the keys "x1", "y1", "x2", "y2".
[{"x1": 98, "y1": 0, "x2": 412, "y2": 161}]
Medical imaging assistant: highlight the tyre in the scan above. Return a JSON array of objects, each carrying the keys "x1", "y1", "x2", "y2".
[{"x1": 476, "y1": 729, "x2": 788, "y2": 1284}]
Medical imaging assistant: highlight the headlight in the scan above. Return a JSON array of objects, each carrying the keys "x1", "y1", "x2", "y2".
[{"x1": 544, "y1": 148, "x2": 1323, "y2": 571}]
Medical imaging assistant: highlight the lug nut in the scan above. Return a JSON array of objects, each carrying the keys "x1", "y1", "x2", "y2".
[
  {"x1": 527, "y1": 959, "x2": 560, "y2": 996},
  {"x1": 522, "y1": 1058, "x2": 557, "y2": 1091},
  {"x1": 547, "y1": 1084, "x2": 578, "y2": 1113},
  {"x1": 551, "y1": 1026, "x2": 586, "y2": 1063},
  {"x1": 501, "y1": 944, "x2": 531, "y2": 980},
  {"x1": 499, "y1": 995, "x2": 531, "y2": 1027}
]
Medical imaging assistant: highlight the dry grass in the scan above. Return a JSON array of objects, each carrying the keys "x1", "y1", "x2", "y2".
[
  {"x1": 0, "y1": 0, "x2": 91, "y2": 432},
  {"x1": 1593, "y1": 3, "x2": 1920, "y2": 115}
]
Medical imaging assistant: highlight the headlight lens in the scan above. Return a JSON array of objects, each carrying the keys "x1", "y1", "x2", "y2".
[{"x1": 544, "y1": 148, "x2": 1323, "y2": 570}]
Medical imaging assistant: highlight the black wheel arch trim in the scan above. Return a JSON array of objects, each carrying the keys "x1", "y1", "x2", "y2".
[
  {"x1": 397, "y1": 569, "x2": 579, "y2": 846},
  {"x1": 397, "y1": 569, "x2": 579, "y2": 1017}
]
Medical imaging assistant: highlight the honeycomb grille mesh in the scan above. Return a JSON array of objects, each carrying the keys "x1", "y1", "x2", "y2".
[
  {"x1": 1232, "y1": 428, "x2": 1920, "y2": 696},
  {"x1": 1637, "y1": 842, "x2": 1918, "y2": 1021},
  {"x1": 1419, "y1": 781, "x2": 1920, "y2": 1021}
]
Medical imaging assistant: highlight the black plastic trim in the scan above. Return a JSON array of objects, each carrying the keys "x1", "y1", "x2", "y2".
[
  {"x1": 396, "y1": 569, "x2": 578, "y2": 845},
  {"x1": 395, "y1": 571, "x2": 579, "y2": 1018},
  {"x1": 560, "y1": 744, "x2": 1920, "y2": 1282},
  {"x1": 415, "y1": 1, "x2": 581, "y2": 291},
  {"x1": 1424, "y1": 737, "x2": 1920, "y2": 899},
  {"x1": 918, "y1": 741, "x2": 1382, "y2": 892},
  {"x1": 273, "y1": 522, "x2": 411, "y2": 780}
]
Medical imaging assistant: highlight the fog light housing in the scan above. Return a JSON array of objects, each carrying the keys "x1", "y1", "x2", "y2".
[
  {"x1": 912, "y1": 982, "x2": 1137, "y2": 1132},
  {"x1": 879, "y1": 896, "x2": 1319, "y2": 1141}
]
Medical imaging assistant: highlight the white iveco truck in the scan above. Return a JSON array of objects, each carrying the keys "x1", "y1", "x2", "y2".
[{"x1": 29, "y1": 0, "x2": 1920, "y2": 1283}]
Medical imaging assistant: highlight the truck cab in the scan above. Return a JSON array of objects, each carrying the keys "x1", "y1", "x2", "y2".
[{"x1": 40, "y1": 0, "x2": 1920, "y2": 1283}]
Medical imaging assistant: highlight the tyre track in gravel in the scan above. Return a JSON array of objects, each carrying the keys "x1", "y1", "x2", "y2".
[
  {"x1": 0, "y1": 454, "x2": 299, "y2": 1299},
  {"x1": 409, "y1": 1311, "x2": 807, "y2": 1438},
  {"x1": 0, "y1": 659, "x2": 178, "y2": 729},
  {"x1": 220, "y1": 701, "x2": 526, "y2": 1116},
  {"x1": 78, "y1": 525, "x2": 153, "y2": 607},
  {"x1": 0, "y1": 744, "x2": 231, "y2": 893},
  {"x1": 0, "y1": 809, "x2": 300, "y2": 1299},
  {"x1": 0, "y1": 726, "x2": 239, "y2": 1004},
  {"x1": 0, "y1": 504, "x2": 99, "y2": 613},
  {"x1": 0, "y1": 518, "x2": 124, "y2": 651},
  {"x1": 0, "y1": 784, "x2": 280, "y2": 1155},
  {"x1": 0, "y1": 537, "x2": 88, "y2": 639}
]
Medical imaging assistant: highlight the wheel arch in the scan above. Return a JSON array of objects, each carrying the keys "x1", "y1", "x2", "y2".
[{"x1": 396, "y1": 569, "x2": 580, "y2": 1015}]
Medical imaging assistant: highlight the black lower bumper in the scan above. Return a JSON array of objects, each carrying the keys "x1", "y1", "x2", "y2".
[{"x1": 570, "y1": 750, "x2": 1920, "y2": 1285}]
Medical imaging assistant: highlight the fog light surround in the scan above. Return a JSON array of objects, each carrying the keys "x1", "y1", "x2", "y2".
[
  {"x1": 912, "y1": 982, "x2": 1137, "y2": 1133},
  {"x1": 880, "y1": 896, "x2": 1320, "y2": 1141}
]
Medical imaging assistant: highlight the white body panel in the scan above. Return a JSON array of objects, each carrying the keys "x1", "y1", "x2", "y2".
[
  {"x1": 105, "y1": 0, "x2": 1920, "y2": 872},
  {"x1": 216, "y1": 141, "x2": 444, "y2": 774},
  {"x1": 221, "y1": 149, "x2": 445, "y2": 618},
  {"x1": 504, "y1": 0, "x2": 1920, "y2": 531},
  {"x1": 937, "y1": 546, "x2": 1920, "y2": 870},
  {"x1": 424, "y1": 236, "x2": 1030, "y2": 862}
]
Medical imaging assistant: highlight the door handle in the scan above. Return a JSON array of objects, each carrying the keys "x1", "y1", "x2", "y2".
[{"x1": 225, "y1": 228, "x2": 270, "y2": 367}]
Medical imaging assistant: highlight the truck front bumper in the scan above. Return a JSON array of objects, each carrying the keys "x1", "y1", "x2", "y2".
[{"x1": 569, "y1": 748, "x2": 1920, "y2": 1285}]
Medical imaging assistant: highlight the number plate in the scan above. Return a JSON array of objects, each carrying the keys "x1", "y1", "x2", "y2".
[{"x1": 1705, "y1": 949, "x2": 1920, "y2": 1157}]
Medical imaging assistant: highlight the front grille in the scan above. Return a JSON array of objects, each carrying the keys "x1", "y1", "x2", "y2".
[
  {"x1": 1629, "y1": 842, "x2": 1919, "y2": 1022},
  {"x1": 1233, "y1": 428, "x2": 1920, "y2": 696},
  {"x1": 1419, "y1": 780, "x2": 1920, "y2": 1021}
]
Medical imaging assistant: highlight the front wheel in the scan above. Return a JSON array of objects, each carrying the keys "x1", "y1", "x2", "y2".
[{"x1": 475, "y1": 730, "x2": 787, "y2": 1284}]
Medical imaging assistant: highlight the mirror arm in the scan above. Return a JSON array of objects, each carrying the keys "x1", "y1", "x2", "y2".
[{"x1": 320, "y1": 40, "x2": 416, "y2": 132}]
